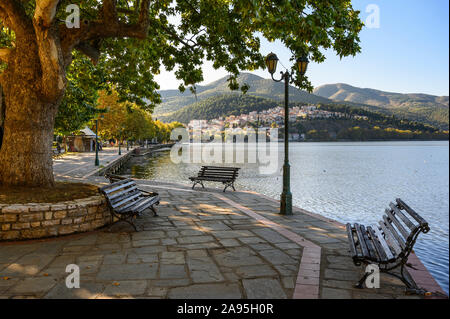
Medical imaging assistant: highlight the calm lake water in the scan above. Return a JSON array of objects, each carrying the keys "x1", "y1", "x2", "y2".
[{"x1": 121, "y1": 141, "x2": 449, "y2": 294}]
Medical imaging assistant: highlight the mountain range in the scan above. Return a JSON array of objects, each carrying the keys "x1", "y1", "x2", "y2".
[{"x1": 155, "y1": 73, "x2": 449, "y2": 129}]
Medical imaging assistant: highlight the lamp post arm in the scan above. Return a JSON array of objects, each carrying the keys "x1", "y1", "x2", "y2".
[{"x1": 270, "y1": 70, "x2": 288, "y2": 83}]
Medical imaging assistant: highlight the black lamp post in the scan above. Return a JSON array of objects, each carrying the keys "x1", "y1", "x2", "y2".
[
  {"x1": 94, "y1": 114, "x2": 104, "y2": 166},
  {"x1": 265, "y1": 52, "x2": 309, "y2": 215},
  {"x1": 95, "y1": 118, "x2": 100, "y2": 166}
]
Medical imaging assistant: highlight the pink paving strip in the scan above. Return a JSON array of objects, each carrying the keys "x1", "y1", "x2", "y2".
[{"x1": 213, "y1": 193, "x2": 322, "y2": 299}]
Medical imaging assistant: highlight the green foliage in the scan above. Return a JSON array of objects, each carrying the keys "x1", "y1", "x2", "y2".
[
  {"x1": 54, "y1": 54, "x2": 107, "y2": 135},
  {"x1": 2, "y1": 0, "x2": 364, "y2": 108}
]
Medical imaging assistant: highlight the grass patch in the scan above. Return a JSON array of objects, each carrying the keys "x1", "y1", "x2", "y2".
[{"x1": 0, "y1": 182, "x2": 100, "y2": 204}]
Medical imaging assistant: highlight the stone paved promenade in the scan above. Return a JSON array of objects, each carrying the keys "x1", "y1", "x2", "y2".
[
  {"x1": 0, "y1": 151, "x2": 446, "y2": 299},
  {"x1": 53, "y1": 147, "x2": 133, "y2": 179}
]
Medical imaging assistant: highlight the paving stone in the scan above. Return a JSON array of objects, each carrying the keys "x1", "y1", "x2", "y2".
[
  {"x1": 103, "y1": 280, "x2": 147, "y2": 297},
  {"x1": 161, "y1": 238, "x2": 177, "y2": 245},
  {"x1": 197, "y1": 221, "x2": 231, "y2": 231},
  {"x1": 168, "y1": 283, "x2": 242, "y2": 299},
  {"x1": 152, "y1": 279, "x2": 191, "y2": 287},
  {"x1": 103, "y1": 254, "x2": 127, "y2": 265},
  {"x1": 321, "y1": 287, "x2": 352, "y2": 299},
  {"x1": 177, "y1": 236, "x2": 215, "y2": 244},
  {"x1": 212, "y1": 230, "x2": 253, "y2": 239},
  {"x1": 179, "y1": 243, "x2": 221, "y2": 250},
  {"x1": 126, "y1": 253, "x2": 158, "y2": 264},
  {"x1": 161, "y1": 252, "x2": 185, "y2": 265},
  {"x1": 243, "y1": 278, "x2": 287, "y2": 299},
  {"x1": 97, "y1": 264, "x2": 158, "y2": 280},
  {"x1": 214, "y1": 248, "x2": 266, "y2": 268},
  {"x1": 324, "y1": 269, "x2": 360, "y2": 281},
  {"x1": 248, "y1": 243, "x2": 274, "y2": 251},
  {"x1": 219, "y1": 239, "x2": 240, "y2": 247},
  {"x1": 44, "y1": 282, "x2": 103, "y2": 299},
  {"x1": 187, "y1": 257, "x2": 224, "y2": 283},
  {"x1": 238, "y1": 237, "x2": 268, "y2": 244},
  {"x1": 281, "y1": 277, "x2": 295, "y2": 289},
  {"x1": 251, "y1": 229, "x2": 290, "y2": 243},
  {"x1": 159, "y1": 265, "x2": 187, "y2": 279},
  {"x1": 132, "y1": 239, "x2": 160, "y2": 247},
  {"x1": 235, "y1": 265, "x2": 277, "y2": 278},
  {"x1": 258, "y1": 249, "x2": 298, "y2": 265},
  {"x1": 9, "y1": 277, "x2": 58, "y2": 294},
  {"x1": 147, "y1": 287, "x2": 168, "y2": 297},
  {"x1": 186, "y1": 250, "x2": 208, "y2": 258}
]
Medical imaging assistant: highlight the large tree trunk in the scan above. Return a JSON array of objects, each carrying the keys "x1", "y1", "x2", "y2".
[
  {"x1": 0, "y1": 81, "x2": 58, "y2": 187},
  {"x1": 0, "y1": 41, "x2": 61, "y2": 187}
]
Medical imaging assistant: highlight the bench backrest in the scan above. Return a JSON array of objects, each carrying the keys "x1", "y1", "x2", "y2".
[
  {"x1": 99, "y1": 179, "x2": 142, "y2": 211},
  {"x1": 198, "y1": 166, "x2": 240, "y2": 180},
  {"x1": 378, "y1": 198, "x2": 429, "y2": 260}
]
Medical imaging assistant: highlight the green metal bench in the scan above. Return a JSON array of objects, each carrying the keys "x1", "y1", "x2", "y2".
[{"x1": 99, "y1": 178, "x2": 160, "y2": 231}]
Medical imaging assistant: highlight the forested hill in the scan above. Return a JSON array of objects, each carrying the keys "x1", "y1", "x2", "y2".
[
  {"x1": 154, "y1": 73, "x2": 331, "y2": 115},
  {"x1": 159, "y1": 94, "x2": 280, "y2": 123},
  {"x1": 314, "y1": 83, "x2": 449, "y2": 129}
]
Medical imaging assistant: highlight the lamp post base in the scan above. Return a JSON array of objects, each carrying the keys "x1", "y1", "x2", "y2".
[{"x1": 280, "y1": 191, "x2": 293, "y2": 215}]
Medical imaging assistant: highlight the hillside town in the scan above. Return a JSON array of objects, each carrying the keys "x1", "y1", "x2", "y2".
[{"x1": 187, "y1": 105, "x2": 368, "y2": 133}]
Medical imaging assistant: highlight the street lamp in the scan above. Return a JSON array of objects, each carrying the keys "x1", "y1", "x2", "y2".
[
  {"x1": 118, "y1": 129, "x2": 122, "y2": 155},
  {"x1": 94, "y1": 114, "x2": 104, "y2": 166},
  {"x1": 265, "y1": 52, "x2": 309, "y2": 215}
]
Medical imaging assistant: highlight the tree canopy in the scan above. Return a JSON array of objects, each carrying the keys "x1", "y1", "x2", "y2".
[{"x1": 1, "y1": 0, "x2": 364, "y2": 106}]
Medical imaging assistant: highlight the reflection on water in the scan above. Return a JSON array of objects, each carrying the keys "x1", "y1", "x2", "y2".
[{"x1": 121, "y1": 141, "x2": 449, "y2": 294}]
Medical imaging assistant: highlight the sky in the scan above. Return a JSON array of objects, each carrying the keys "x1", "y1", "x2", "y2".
[{"x1": 155, "y1": 0, "x2": 449, "y2": 96}]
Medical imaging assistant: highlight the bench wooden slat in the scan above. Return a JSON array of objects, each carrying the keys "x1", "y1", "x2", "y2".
[
  {"x1": 129, "y1": 196, "x2": 160, "y2": 213},
  {"x1": 116, "y1": 196, "x2": 149, "y2": 213},
  {"x1": 378, "y1": 221, "x2": 403, "y2": 256},
  {"x1": 346, "y1": 223, "x2": 360, "y2": 258},
  {"x1": 99, "y1": 179, "x2": 130, "y2": 191},
  {"x1": 110, "y1": 189, "x2": 141, "y2": 206},
  {"x1": 360, "y1": 225, "x2": 378, "y2": 260},
  {"x1": 367, "y1": 226, "x2": 388, "y2": 261},
  {"x1": 389, "y1": 202, "x2": 417, "y2": 232},
  {"x1": 201, "y1": 166, "x2": 239, "y2": 170},
  {"x1": 382, "y1": 215, "x2": 406, "y2": 249},
  {"x1": 103, "y1": 181, "x2": 136, "y2": 194},
  {"x1": 386, "y1": 208, "x2": 410, "y2": 240},
  {"x1": 112, "y1": 192, "x2": 142, "y2": 209},
  {"x1": 372, "y1": 226, "x2": 395, "y2": 261},
  {"x1": 109, "y1": 186, "x2": 138, "y2": 201},
  {"x1": 354, "y1": 223, "x2": 370, "y2": 259},
  {"x1": 396, "y1": 198, "x2": 428, "y2": 228}
]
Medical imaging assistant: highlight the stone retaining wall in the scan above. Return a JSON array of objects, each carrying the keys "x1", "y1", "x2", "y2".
[{"x1": 0, "y1": 195, "x2": 110, "y2": 241}]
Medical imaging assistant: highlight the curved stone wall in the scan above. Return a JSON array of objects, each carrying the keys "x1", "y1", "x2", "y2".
[{"x1": 0, "y1": 195, "x2": 110, "y2": 241}]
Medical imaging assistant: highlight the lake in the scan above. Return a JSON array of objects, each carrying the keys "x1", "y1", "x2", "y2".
[{"x1": 120, "y1": 141, "x2": 449, "y2": 294}]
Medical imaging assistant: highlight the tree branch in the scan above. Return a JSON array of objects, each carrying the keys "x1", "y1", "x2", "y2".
[
  {"x1": 75, "y1": 41, "x2": 101, "y2": 65},
  {"x1": 0, "y1": 48, "x2": 13, "y2": 63},
  {"x1": 102, "y1": 0, "x2": 118, "y2": 25},
  {"x1": 0, "y1": 0, "x2": 33, "y2": 37},
  {"x1": 33, "y1": 1, "x2": 66, "y2": 101},
  {"x1": 60, "y1": 0, "x2": 151, "y2": 64},
  {"x1": 34, "y1": 0, "x2": 60, "y2": 27}
]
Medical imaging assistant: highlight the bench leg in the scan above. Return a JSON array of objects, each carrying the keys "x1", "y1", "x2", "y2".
[
  {"x1": 109, "y1": 215, "x2": 138, "y2": 232},
  {"x1": 355, "y1": 271, "x2": 371, "y2": 289},
  {"x1": 150, "y1": 205, "x2": 158, "y2": 217}
]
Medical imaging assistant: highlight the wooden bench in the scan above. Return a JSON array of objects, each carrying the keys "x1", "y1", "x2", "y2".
[
  {"x1": 99, "y1": 179, "x2": 160, "y2": 231},
  {"x1": 346, "y1": 198, "x2": 430, "y2": 291},
  {"x1": 189, "y1": 166, "x2": 240, "y2": 192}
]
